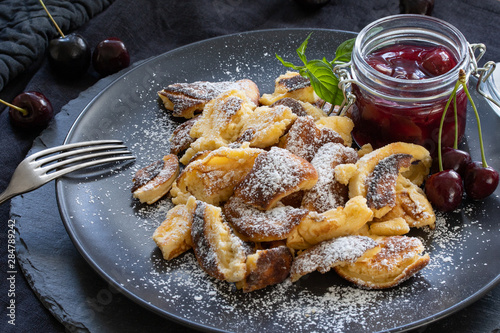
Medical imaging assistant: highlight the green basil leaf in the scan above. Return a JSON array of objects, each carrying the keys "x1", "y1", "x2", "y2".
[
  {"x1": 276, "y1": 33, "x2": 353, "y2": 108},
  {"x1": 332, "y1": 37, "x2": 356, "y2": 63},
  {"x1": 305, "y1": 59, "x2": 343, "y2": 106},
  {"x1": 296, "y1": 32, "x2": 312, "y2": 65},
  {"x1": 275, "y1": 54, "x2": 303, "y2": 71},
  {"x1": 322, "y1": 57, "x2": 333, "y2": 69}
]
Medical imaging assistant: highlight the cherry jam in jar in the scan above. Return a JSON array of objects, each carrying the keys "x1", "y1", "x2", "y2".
[{"x1": 349, "y1": 15, "x2": 471, "y2": 154}]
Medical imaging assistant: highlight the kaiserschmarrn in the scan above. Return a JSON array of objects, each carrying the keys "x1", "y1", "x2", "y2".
[{"x1": 131, "y1": 73, "x2": 436, "y2": 293}]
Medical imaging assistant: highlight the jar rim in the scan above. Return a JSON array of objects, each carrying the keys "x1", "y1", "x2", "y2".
[{"x1": 353, "y1": 14, "x2": 470, "y2": 89}]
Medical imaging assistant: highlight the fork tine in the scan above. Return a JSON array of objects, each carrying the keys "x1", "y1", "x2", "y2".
[
  {"x1": 34, "y1": 144, "x2": 127, "y2": 167},
  {"x1": 29, "y1": 140, "x2": 124, "y2": 160},
  {"x1": 39, "y1": 150, "x2": 133, "y2": 174},
  {"x1": 45, "y1": 155, "x2": 136, "y2": 182}
]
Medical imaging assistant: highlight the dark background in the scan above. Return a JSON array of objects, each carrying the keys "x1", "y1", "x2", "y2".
[{"x1": 1, "y1": 0, "x2": 500, "y2": 332}]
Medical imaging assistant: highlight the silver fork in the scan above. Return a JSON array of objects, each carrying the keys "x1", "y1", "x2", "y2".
[{"x1": 0, "y1": 140, "x2": 135, "y2": 205}]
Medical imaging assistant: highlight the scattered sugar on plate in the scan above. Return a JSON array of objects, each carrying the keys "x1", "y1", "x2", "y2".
[{"x1": 62, "y1": 52, "x2": 499, "y2": 332}]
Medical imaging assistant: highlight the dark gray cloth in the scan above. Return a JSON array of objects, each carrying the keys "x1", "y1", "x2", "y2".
[
  {"x1": 0, "y1": 0, "x2": 114, "y2": 91},
  {"x1": 1, "y1": 0, "x2": 500, "y2": 332}
]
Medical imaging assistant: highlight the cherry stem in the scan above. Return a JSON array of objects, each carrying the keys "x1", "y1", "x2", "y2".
[
  {"x1": 0, "y1": 98, "x2": 28, "y2": 116},
  {"x1": 438, "y1": 80, "x2": 460, "y2": 172},
  {"x1": 453, "y1": 93, "x2": 458, "y2": 149},
  {"x1": 460, "y1": 79, "x2": 488, "y2": 168},
  {"x1": 39, "y1": 0, "x2": 65, "y2": 38}
]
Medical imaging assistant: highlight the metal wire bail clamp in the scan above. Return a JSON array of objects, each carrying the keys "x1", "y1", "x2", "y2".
[
  {"x1": 332, "y1": 61, "x2": 356, "y2": 116},
  {"x1": 470, "y1": 43, "x2": 500, "y2": 109}
]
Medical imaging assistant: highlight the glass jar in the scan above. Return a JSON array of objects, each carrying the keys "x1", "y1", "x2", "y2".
[{"x1": 348, "y1": 14, "x2": 471, "y2": 155}]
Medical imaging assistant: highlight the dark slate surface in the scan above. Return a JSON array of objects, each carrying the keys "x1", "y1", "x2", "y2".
[{"x1": 1, "y1": 0, "x2": 500, "y2": 332}]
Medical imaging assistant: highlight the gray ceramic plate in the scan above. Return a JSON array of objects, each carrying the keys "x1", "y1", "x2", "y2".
[{"x1": 56, "y1": 29, "x2": 500, "y2": 333}]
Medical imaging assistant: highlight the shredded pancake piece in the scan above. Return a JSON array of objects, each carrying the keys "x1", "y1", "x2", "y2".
[
  {"x1": 271, "y1": 97, "x2": 309, "y2": 117},
  {"x1": 334, "y1": 236, "x2": 430, "y2": 289},
  {"x1": 370, "y1": 175, "x2": 436, "y2": 233},
  {"x1": 132, "y1": 154, "x2": 179, "y2": 204},
  {"x1": 260, "y1": 72, "x2": 318, "y2": 105},
  {"x1": 152, "y1": 196, "x2": 197, "y2": 260},
  {"x1": 169, "y1": 117, "x2": 198, "y2": 155},
  {"x1": 131, "y1": 160, "x2": 163, "y2": 193},
  {"x1": 281, "y1": 116, "x2": 344, "y2": 162},
  {"x1": 335, "y1": 142, "x2": 432, "y2": 218},
  {"x1": 179, "y1": 90, "x2": 257, "y2": 164},
  {"x1": 158, "y1": 79, "x2": 260, "y2": 119},
  {"x1": 365, "y1": 153, "x2": 412, "y2": 214},
  {"x1": 271, "y1": 97, "x2": 326, "y2": 120},
  {"x1": 368, "y1": 218, "x2": 410, "y2": 236},
  {"x1": 191, "y1": 201, "x2": 247, "y2": 282},
  {"x1": 223, "y1": 196, "x2": 309, "y2": 242},
  {"x1": 236, "y1": 245, "x2": 293, "y2": 293},
  {"x1": 287, "y1": 196, "x2": 374, "y2": 250},
  {"x1": 235, "y1": 104, "x2": 297, "y2": 148},
  {"x1": 393, "y1": 176, "x2": 436, "y2": 229},
  {"x1": 301, "y1": 143, "x2": 359, "y2": 213},
  {"x1": 233, "y1": 146, "x2": 318, "y2": 210},
  {"x1": 290, "y1": 236, "x2": 379, "y2": 282},
  {"x1": 171, "y1": 143, "x2": 263, "y2": 206},
  {"x1": 315, "y1": 115, "x2": 355, "y2": 147}
]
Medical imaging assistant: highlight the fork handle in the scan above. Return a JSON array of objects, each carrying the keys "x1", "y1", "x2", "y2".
[
  {"x1": 0, "y1": 180, "x2": 28, "y2": 205},
  {"x1": 0, "y1": 187, "x2": 16, "y2": 205},
  {"x1": 0, "y1": 177, "x2": 42, "y2": 206}
]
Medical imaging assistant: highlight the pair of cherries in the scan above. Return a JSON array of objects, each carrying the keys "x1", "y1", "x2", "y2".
[
  {"x1": 422, "y1": 68, "x2": 498, "y2": 211},
  {"x1": 40, "y1": 0, "x2": 129, "y2": 78},
  {"x1": 425, "y1": 147, "x2": 499, "y2": 212},
  {"x1": 49, "y1": 34, "x2": 130, "y2": 78}
]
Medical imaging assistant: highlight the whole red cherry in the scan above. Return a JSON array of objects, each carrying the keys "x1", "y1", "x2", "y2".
[
  {"x1": 425, "y1": 170, "x2": 463, "y2": 212},
  {"x1": 441, "y1": 147, "x2": 472, "y2": 177},
  {"x1": 92, "y1": 38, "x2": 130, "y2": 76},
  {"x1": 421, "y1": 47, "x2": 455, "y2": 77},
  {"x1": 7, "y1": 91, "x2": 54, "y2": 130},
  {"x1": 39, "y1": 0, "x2": 90, "y2": 78},
  {"x1": 464, "y1": 161, "x2": 499, "y2": 200},
  {"x1": 48, "y1": 33, "x2": 91, "y2": 78}
]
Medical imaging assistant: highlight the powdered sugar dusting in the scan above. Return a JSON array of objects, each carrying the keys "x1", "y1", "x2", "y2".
[
  {"x1": 68, "y1": 101, "x2": 499, "y2": 333},
  {"x1": 65, "y1": 95, "x2": 498, "y2": 333},
  {"x1": 191, "y1": 202, "x2": 220, "y2": 277},
  {"x1": 280, "y1": 73, "x2": 311, "y2": 91},
  {"x1": 369, "y1": 236, "x2": 422, "y2": 272},
  {"x1": 235, "y1": 147, "x2": 316, "y2": 209},
  {"x1": 302, "y1": 142, "x2": 358, "y2": 212},
  {"x1": 224, "y1": 196, "x2": 308, "y2": 240},
  {"x1": 166, "y1": 81, "x2": 246, "y2": 100},
  {"x1": 366, "y1": 154, "x2": 412, "y2": 209},
  {"x1": 284, "y1": 116, "x2": 344, "y2": 162},
  {"x1": 59, "y1": 31, "x2": 500, "y2": 332},
  {"x1": 291, "y1": 236, "x2": 378, "y2": 278}
]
